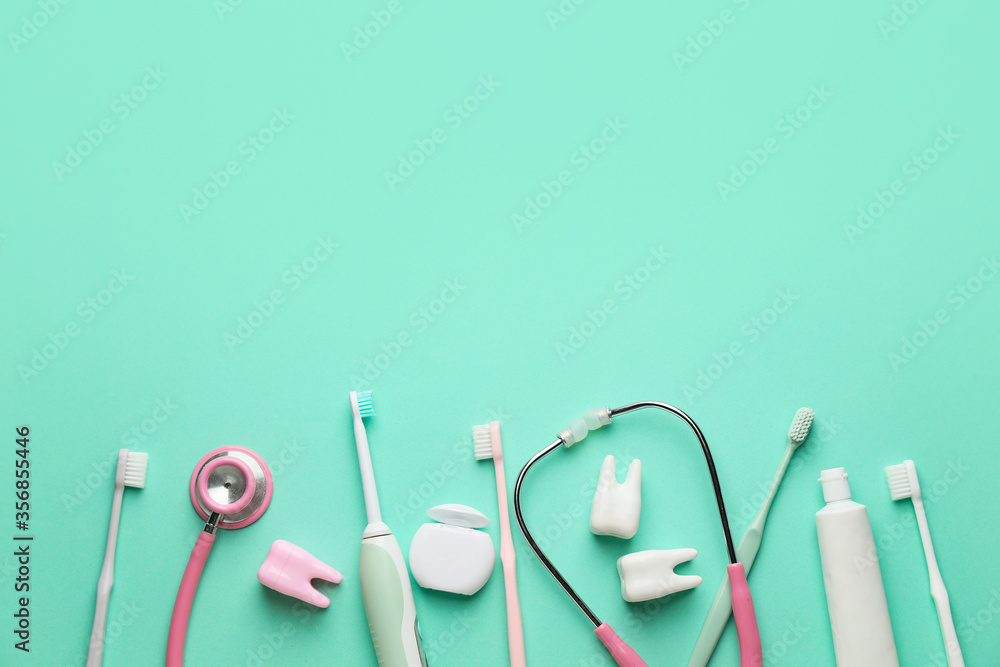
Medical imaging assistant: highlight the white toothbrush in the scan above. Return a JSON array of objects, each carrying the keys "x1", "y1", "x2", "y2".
[
  {"x1": 350, "y1": 390, "x2": 426, "y2": 667},
  {"x1": 886, "y1": 460, "x2": 964, "y2": 667},
  {"x1": 88, "y1": 449, "x2": 147, "y2": 666}
]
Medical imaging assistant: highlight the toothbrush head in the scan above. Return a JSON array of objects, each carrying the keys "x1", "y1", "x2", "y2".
[
  {"x1": 472, "y1": 424, "x2": 493, "y2": 460},
  {"x1": 885, "y1": 460, "x2": 921, "y2": 501},
  {"x1": 787, "y1": 408, "x2": 815, "y2": 448},
  {"x1": 355, "y1": 390, "x2": 374, "y2": 418},
  {"x1": 123, "y1": 450, "x2": 148, "y2": 488}
]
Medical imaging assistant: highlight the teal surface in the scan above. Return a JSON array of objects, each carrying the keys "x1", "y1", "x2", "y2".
[{"x1": 2, "y1": 0, "x2": 999, "y2": 665}]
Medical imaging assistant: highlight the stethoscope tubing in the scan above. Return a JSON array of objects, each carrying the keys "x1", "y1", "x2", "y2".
[
  {"x1": 609, "y1": 401, "x2": 738, "y2": 563},
  {"x1": 514, "y1": 401, "x2": 763, "y2": 666},
  {"x1": 167, "y1": 448, "x2": 271, "y2": 666},
  {"x1": 513, "y1": 401, "x2": 738, "y2": 629},
  {"x1": 166, "y1": 519, "x2": 219, "y2": 667}
]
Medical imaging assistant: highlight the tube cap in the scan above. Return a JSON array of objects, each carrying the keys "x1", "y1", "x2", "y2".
[{"x1": 819, "y1": 467, "x2": 851, "y2": 503}]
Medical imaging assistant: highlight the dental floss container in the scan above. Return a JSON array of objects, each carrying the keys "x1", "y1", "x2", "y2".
[
  {"x1": 816, "y1": 467, "x2": 900, "y2": 667},
  {"x1": 408, "y1": 504, "x2": 495, "y2": 595}
]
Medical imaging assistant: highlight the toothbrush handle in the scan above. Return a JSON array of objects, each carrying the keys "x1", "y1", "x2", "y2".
[
  {"x1": 934, "y1": 597, "x2": 964, "y2": 667},
  {"x1": 353, "y1": 413, "x2": 382, "y2": 525},
  {"x1": 913, "y1": 498, "x2": 964, "y2": 666},
  {"x1": 687, "y1": 526, "x2": 764, "y2": 667},
  {"x1": 690, "y1": 445, "x2": 792, "y2": 667},
  {"x1": 88, "y1": 485, "x2": 124, "y2": 666},
  {"x1": 728, "y1": 563, "x2": 763, "y2": 667},
  {"x1": 594, "y1": 622, "x2": 649, "y2": 666},
  {"x1": 360, "y1": 527, "x2": 425, "y2": 667},
  {"x1": 493, "y1": 455, "x2": 526, "y2": 667},
  {"x1": 166, "y1": 531, "x2": 216, "y2": 667},
  {"x1": 687, "y1": 570, "x2": 733, "y2": 667}
]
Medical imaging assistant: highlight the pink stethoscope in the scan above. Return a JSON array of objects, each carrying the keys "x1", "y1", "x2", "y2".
[{"x1": 166, "y1": 447, "x2": 273, "y2": 666}]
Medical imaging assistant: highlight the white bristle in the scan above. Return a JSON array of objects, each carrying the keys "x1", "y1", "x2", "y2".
[
  {"x1": 123, "y1": 452, "x2": 148, "y2": 488},
  {"x1": 787, "y1": 407, "x2": 815, "y2": 445},
  {"x1": 885, "y1": 463, "x2": 912, "y2": 501},
  {"x1": 472, "y1": 424, "x2": 493, "y2": 460}
]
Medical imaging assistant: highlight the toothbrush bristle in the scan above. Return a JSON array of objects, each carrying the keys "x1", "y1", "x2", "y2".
[
  {"x1": 885, "y1": 463, "x2": 912, "y2": 500},
  {"x1": 356, "y1": 390, "x2": 375, "y2": 418},
  {"x1": 787, "y1": 407, "x2": 815, "y2": 445},
  {"x1": 123, "y1": 451, "x2": 148, "y2": 488},
  {"x1": 472, "y1": 424, "x2": 493, "y2": 460}
]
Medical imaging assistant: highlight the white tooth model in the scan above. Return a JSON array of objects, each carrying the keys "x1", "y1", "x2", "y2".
[
  {"x1": 590, "y1": 455, "x2": 642, "y2": 538},
  {"x1": 617, "y1": 549, "x2": 702, "y2": 602}
]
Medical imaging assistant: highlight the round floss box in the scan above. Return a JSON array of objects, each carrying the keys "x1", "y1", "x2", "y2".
[{"x1": 408, "y1": 503, "x2": 495, "y2": 595}]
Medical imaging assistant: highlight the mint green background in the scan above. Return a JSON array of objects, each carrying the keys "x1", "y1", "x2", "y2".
[{"x1": 3, "y1": 0, "x2": 999, "y2": 665}]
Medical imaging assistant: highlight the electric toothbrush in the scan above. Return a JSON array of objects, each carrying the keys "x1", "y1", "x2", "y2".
[{"x1": 350, "y1": 390, "x2": 426, "y2": 667}]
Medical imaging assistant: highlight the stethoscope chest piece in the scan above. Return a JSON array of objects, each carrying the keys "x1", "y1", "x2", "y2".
[
  {"x1": 189, "y1": 446, "x2": 272, "y2": 529},
  {"x1": 168, "y1": 446, "x2": 274, "y2": 666}
]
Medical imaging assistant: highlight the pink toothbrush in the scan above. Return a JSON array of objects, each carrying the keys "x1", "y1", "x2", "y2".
[{"x1": 474, "y1": 421, "x2": 527, "y2": 667}]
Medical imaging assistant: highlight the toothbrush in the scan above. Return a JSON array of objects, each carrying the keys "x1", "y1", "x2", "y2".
[
  {"x1": 689, "y1": 408, "x2": 814, "y2": 667},
  {"x1": 87, "y1": 449, "x2": 148, "y2": 666},
  {"x1": 350, "y1": 390, "x2": 426, "y2": 667},
  {"x1": 886, "y1": 460, "x2": 964, "y2": 666},
  {"x1": 474, "y1": 421, "x2": 526, "y2": 667}
]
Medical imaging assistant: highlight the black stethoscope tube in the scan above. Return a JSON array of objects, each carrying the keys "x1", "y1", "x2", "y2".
[{"x1": 513, "y1": 401, "x2": 738, "y2": 628}]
